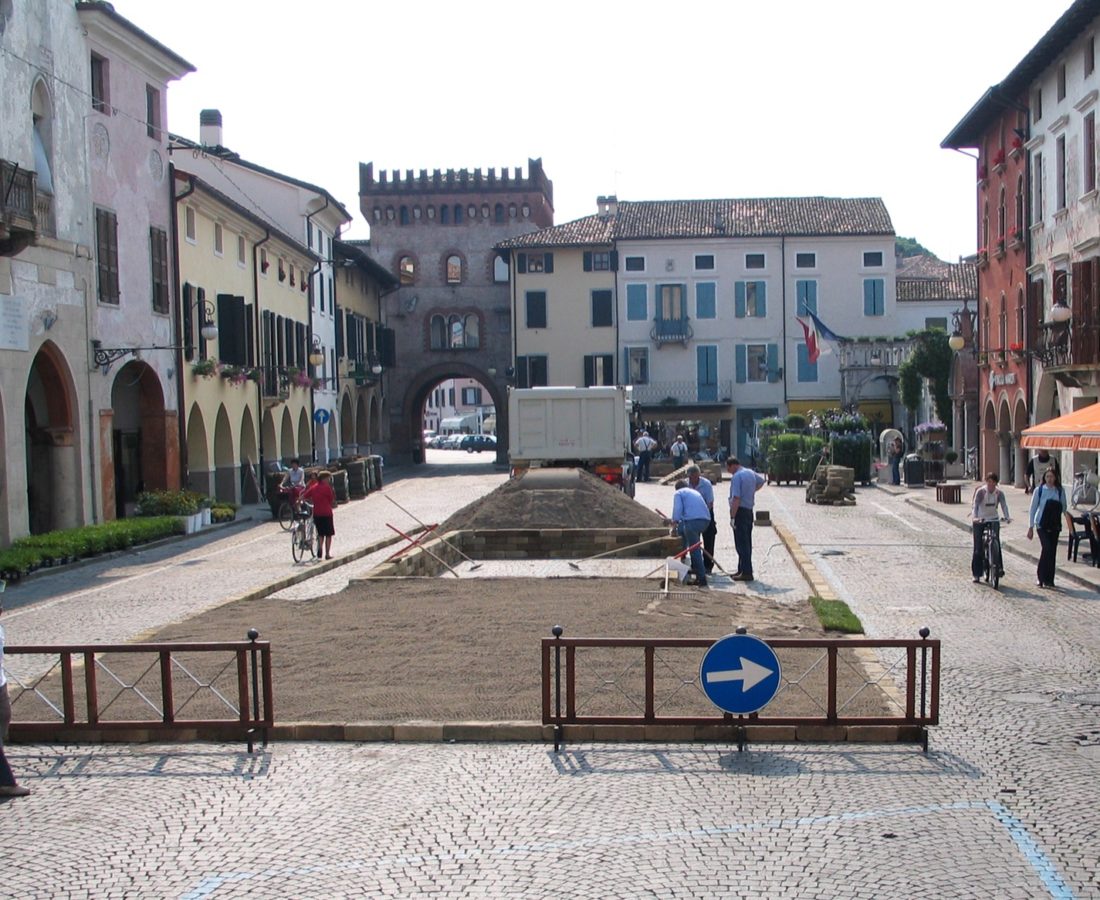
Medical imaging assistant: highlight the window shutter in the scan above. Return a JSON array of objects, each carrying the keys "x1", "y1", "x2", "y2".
[
  {"x1": 601, "y1": 354, "x2": 613, "y2": 385},
  {"x1": 197, "y1": 288, "x2": 208, "y2": 361},
  {"x1": 583, "y1": 252, "x2": 592, "y2": 272},
  {"x1": 381, "y1": 327, "x2": 396, "y2": 366},
  {"x1": 544, "y1": 252, "x2": 554, "y2": 273},
  {"x1": 182, "y1": 283, "x2": 194, "y2": 361},
  {"x1": 735, "y1": 344, "x2": 747, "y2": 383},
  {"x1": 245, "y1": 304, "x2": 255, "y2": 366},
  {"x1": 756, "y1": 281, "x2": 767, "y2": 317},
  {"x1": 517, "y1": 253, "x2": 527, "y2": 274},
  {"x1": 295, "y1": 322, "x2": 307, "y2": 371},
  {"x1": 610, "y1": 250, "x2": 619, "y2": 271},
  {"x1": 584, "y1": 355, "x2": 595, "y2": 387},
  {"x1": 217, "y1": 294, "x2": 235, "y2": 364},
  {"x1": 864, "y1": 280, "x2": 875, "y2": 315},
  {"x1": 735, "y1": 282, "x2": 746, "y2": 318},
  {"x1": 767, "y1": 343, "x2": 779, "y2": 381},
  {"x1": 335, "y1": 307, "x2": 344, "y2": 357},
  {"x1": 516, "y1": 356, "x2": 530, "y2": 389}
]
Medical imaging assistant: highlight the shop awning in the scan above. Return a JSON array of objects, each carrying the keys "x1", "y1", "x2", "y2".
[
  {"x1": 439, "y1": 414, "x2": 477, "y2": 431},
  {"x1": 1021, "y1": 403, "x2": 1100, "y2": 451}
]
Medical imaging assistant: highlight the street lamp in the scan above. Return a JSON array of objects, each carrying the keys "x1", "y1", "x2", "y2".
[
  {"x1": 949, "y1": 296, "x2": 976, "y2": 352},
  {"x1": 1049, "y1": 271, "x2": 1072, "y2": 323},
  {"x1": 308, "y1": 336, "x2": 325, "y2": 367}
]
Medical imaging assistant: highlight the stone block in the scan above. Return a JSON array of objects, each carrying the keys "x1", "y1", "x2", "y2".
[
  {"x1": 344, "y1": 723, "x2": 395, "y2": 741},
  {"x1": 443, "y1": 721, "x2": 547, "y2": 742},
  {"x1": 590, "y1": 724, "x2": 647, "y2": 741},
  {"x1": 796, "y1": 724, "x2": 849, "y2": 742},
  {"x1": 292, "y1": 723, "x2": 347, "y2": 741},
  {"x1": 643, "y1": 724, "x2": 696, "y2": 742},
  {"x1": 393, "y1": 722, "x2": 445, "y2": 741},
  {"x1": 847, "y1": 725, "x2": 900, "y2": 743},
  {"x1": 744, "y1": 725, "x2": 798, "y2": 742}
]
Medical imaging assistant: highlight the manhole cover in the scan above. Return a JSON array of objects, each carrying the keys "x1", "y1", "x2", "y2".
[
  {"x1": 1061, "y1": 691, "x2": 1100, "y2": 706},
  {"x1": 1003, "y1": 692, "x2": 1051, "y2": 704},
  {"x1": 1077, "y1": 745, "x2": 1100, "y2": 760}
]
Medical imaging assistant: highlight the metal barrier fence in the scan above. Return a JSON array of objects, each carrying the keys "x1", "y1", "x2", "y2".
[
  {"x1": 5, "y1": 632, "x2": 273, "y2": 751},
  {"x1": 542, "y1": 628, "x2": 939, "y2": 751}
]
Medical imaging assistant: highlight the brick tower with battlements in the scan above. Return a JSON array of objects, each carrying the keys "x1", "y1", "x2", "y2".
[{"x1": 359, "y1": 158, "x2": 554, "y2": 463}]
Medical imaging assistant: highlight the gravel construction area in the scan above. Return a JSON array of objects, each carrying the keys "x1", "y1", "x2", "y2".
[
  {"x1": 437, "y1": 468, "x2": 664, "y2": 532},
  {"x1": 140, "y1": 577, "x2": 893, "y2": 723}
]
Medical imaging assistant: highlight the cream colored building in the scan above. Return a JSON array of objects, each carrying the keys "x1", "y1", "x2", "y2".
[
  {"x1": 174, "y1": 170, "x2": 318, "y2": 502},
  {"x1": 332, "y1": 239, "x2": 397, "y2": 456}
]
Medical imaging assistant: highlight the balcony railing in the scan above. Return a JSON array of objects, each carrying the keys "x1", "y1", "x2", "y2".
[
  {"x1": 837, "y1": 340, "x2": 912, "y2": 371},
  {"x1": 1036, "y1": 322, "x2": 1072, "y2": 368},
  {"x1": 629, "y1": 380, "x2": 733, "y2": 406},
  {"x1": 1, "y1": 159, "x2": 38, "y2": 253},
  {"x1": 34, "y1": 188, "x2": 54, "y2": 238},
  {"x1": 651, "y1": 316, "x2": 693, "y2": 345}
]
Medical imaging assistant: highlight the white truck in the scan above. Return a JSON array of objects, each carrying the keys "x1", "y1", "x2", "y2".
[{"x1": 507, "y1": 386, "x2": 636, "y2": 496}]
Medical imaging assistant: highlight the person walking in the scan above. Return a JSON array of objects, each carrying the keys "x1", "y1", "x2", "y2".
[
  {"x1": 685, "y1": 464, "x2": 717, "y2": 574},
  {"x1": 302, "y1": 470, "x2": 337, "y2": 560},
  {"x1": 670, "y1": 435, "x2": 689, "y2": 471},
  {"x1": 727, "y1": 456, "x2": 766, "y2": 582},
  {"x1": 970, "y1": 473, "x2": 1010, "y2": 582},
  {"x1": 1025, "y1": 449, "x2": 1060, "y2": 494},
  {"x1": 1028, "y1": 466, "x2": 1069, "y2": 588},
  {"x1": 633, "y1": 430, "x2": 657, "y2": 483},
  {"x1": 0, "y1": 591, "x2": 31, "y2": 798},
  {"x1": 670, "y1": 480, "x2": 710, "y2": 587}
]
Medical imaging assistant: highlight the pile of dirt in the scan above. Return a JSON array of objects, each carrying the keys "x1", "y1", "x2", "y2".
[{"x1": 437, "y1": 468, "x2": 664, "y2": 532}]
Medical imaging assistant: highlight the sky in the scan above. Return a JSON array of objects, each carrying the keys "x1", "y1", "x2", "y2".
[{"x1": 115, "y1": 0, "x2": 1070, "y2": 262}]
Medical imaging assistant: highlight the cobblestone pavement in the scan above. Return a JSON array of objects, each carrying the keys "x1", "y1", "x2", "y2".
[{"x1": 3, "y1": 477, "x2": 1098, "y2": 897}]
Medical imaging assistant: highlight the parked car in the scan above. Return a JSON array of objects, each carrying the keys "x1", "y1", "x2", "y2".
[
  {"x1": 440, "y1": 434, "x2": 464, "y2": 449},
  {"x1": 427, "y1": 434, "x2": 449, "y2": 449},
  {"x1": 460, "y1": 434, "x2": 497, "y2": 453}
]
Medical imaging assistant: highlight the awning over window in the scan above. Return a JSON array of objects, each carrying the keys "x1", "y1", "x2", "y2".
[
  {"x1": 1021, "y1": 403, "x2": 1100, "y2": 451},
  {"x1": 439, "y1": 414, "x2": 477, "y2": 431}
]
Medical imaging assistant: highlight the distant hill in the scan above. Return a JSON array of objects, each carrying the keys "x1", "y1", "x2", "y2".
[{"x1": 896, "y1": 236, "x2": 935, "y2": 258}]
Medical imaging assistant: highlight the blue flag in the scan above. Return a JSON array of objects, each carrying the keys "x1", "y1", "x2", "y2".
[{"x1": 806, "y1": 310, "x2": 846, "y2": 343}]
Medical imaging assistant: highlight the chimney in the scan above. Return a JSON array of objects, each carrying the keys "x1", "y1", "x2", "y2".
[
  {"x1": 597, "y1": 195, "x2": 619, "y2": 220},
  {"x1": 199, "y1": 109, "x2": 223, "y2": 148}
]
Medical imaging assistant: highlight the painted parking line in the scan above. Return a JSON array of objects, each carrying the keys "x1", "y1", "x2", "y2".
[
  {"x1": 871, "y1": 501, "x2": 922, "y2": 531},
  {"x1": 179, "y1": 798, "x2": 1074, "y2": 900}
]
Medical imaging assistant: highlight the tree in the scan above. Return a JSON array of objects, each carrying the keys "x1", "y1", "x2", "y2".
[
  {"x1": 896, "y1": 236, "x2": 935, "y2": 259},
  {"x1": 898, "y1": 330, "x2": 953, "y2": 434}
]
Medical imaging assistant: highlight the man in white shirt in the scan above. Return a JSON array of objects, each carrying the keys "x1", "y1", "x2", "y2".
[
  {"x1": 633, "y1": 430, "x2": 657, "y2": 483},
  {"x1": 670, "y1": 435, "x2": 689, "y2": 471}
]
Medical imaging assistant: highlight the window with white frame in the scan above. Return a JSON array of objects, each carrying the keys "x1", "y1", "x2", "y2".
[
  {"x1": 627, "y1": 346, "x2": 648, "y2": 384},
  {"x1": 746, "y1": 344, "x2": 768, "y2": 382},
  {"x1": 795, "y1": 252, "x2": 816, "y2": 268},
  {"x1": 735, "y1": 281, "x2": 766, "y2": 317},
  {"x1": 237, "y1": 234, "x2": 246, "y2": 266},
  {"x1": 863, "y1": 251, "x2": 883, "y2": 267},
  {"x1": 694, "y1": 253, "x2": 715, "y2": 270},
  {"x1": 214, "y1": 222, "x2": 223, "y2": 256},
  {"x1": 185, "y1": 206, "x2": 196, "y2": 242},
  {"x1": 625, "y1": 255, "x2": 645, "y2": 272},
  {"x1": 745, "y1": 253, "x2": 765, "y2": 269}
]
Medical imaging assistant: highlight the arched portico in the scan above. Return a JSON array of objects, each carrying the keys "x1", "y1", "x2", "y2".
[
  {"x1": 186, "y1": 403, "x2": 212, "y2": 495},
  {"x1": 280, "y1": 408, "x2": 294, "y2": 465},
  {"x1": 1011, "y1": 391, "x2": 1029, "y2": 489},
  {"x1": 108, "y1": 361, "x2": 171, "y2": 518},
  {"x1": 398, "y1": 363, "x2": 506, "y2": 464},
  {"x1": 213, "y1": 404, "x2": 236, "y2": 502},
  {"x1": 339, "y1": 392, "x2": 354, "y2": 456},
  {"x1": 24, "y1": 341, "x2": 80, "y2": 533},
  {"x1": 297, "y1": 407, "x2": 311, "y2": 460},
  {"x1": 240, "y1": 406, "x2": 260, "y2": 502}
]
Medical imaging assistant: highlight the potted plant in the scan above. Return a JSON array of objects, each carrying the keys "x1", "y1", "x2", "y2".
[
  {"x1": 191, "y1": 359, "x2": 219, "y2": 378},
  {"x1": 1009, "y1": 341, "x2": 1026, "y2": 361},
  {"x1": 993, "y1": 148, "x2": 1006, "y2": 168}
]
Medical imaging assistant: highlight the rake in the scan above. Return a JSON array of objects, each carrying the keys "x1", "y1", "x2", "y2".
[
  {"x1": 567, "y1": 535, "x2": 670, "y2": 570},
  {"x1": 637, "y1": 540, "x2": 701, "y2": 600}
]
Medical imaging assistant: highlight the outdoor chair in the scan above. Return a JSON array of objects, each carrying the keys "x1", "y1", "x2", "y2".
[{"x1": 1067, "y1": 517, "x2": 1087, "y2": 563}]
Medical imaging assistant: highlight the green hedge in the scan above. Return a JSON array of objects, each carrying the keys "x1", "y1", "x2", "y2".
[
  {"x1": 768, "y1": 434, "x2": 825, "y2": 483},
  {"x1": 0, "y1": 516, "x2": 184, "y2": 578},
  {"x1": 136, "y1": 490, "x2": 210, "y2": 516},
  {"x1": 828, "y1": 433, "x2": 873, "y2": 483}
]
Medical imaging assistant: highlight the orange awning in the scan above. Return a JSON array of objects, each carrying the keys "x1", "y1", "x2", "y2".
[{"x1": 1021, "y1": 402, "x2": 1100, "y2": 450}]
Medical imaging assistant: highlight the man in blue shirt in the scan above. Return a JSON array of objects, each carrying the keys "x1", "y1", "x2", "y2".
[
  {"x1": 686, "y1": 464, "x2": 717, "y2": 574},
  {"x1": 670, "y1": 479, "x2": 711, "y2": 587},
  {"x1": 727, "y1": 456, "x2": 766, "y2": 581}
]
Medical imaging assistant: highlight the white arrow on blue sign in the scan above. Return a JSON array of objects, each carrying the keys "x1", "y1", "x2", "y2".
[{"x1": 699, "y1": 633, "x2": 782, "y2": 715}]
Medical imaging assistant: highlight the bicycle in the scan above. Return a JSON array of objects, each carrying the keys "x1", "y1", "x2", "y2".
[
  {"x1": 1071, "y1": 468, "x2": 1100, "y2": 511},
  {"x1": 978, "y1": 517, "x2": 1008, "y2": 589},
  {"x1": 275, "y1": 484, "x2": 304, "y2": 531},
  {"x1": 289, "y1": 501, "x2": 317, "y2": 563}
]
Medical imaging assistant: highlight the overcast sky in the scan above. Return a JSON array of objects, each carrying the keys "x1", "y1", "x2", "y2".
[{"x1": 116, "y1": 0, "x2": 1067, "y2": 261}]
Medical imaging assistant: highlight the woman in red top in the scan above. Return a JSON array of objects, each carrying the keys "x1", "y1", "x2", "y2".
[{"x1": 302, "y1": 470, "x2": 337, "y2": 559}]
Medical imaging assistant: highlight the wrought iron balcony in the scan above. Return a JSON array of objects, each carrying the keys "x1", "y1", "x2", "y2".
[
  {"x1": 629, "y1": 380, "x2": 733, "y2": 407},
  {"x1": 1035, "y1": 321, "x2": 1072, "y2": 368},
  {"x1": 650, "y1": 316, "x2": 693, "y2": 345}
]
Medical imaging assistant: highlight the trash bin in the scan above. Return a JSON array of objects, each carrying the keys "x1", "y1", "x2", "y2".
[
  {"x1": 369, "y1": 455, "x2": 384, "y2": 490},
  {"x1": 904, "y1": 454, "x2": 924, "y2": 487}
]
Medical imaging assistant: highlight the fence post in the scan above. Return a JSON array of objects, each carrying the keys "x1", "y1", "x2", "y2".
[
  {"x1": 918, "y1": 626, "x2": 930, "y2": 753},
  {"x1": 552, "y1": 625, "x2": 563, "y2": 753},
  {"x1": 247, "y1": 628, "x2": 262, "y2": 753}
]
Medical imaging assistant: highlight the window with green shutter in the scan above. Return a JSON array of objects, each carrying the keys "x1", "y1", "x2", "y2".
[
  {"x1": 796, "y1": 343, "x2": 818, "y2": 382},
  {"x1": 695, "y1": 282, "x2": 716, "y2": 319},
  {"x1": 591, "y1": 290, "x2": 613, "y2": 327},
  {"x1": 796, "y1": 280, "x2": 817, "y2": 316},
  {"x1": 863, "y1": 278, "x2": 885, "y2": 316},
  {"x1": 526, "y1": 291, "x2": 547, "y2": 328},
  {"x1": 626, "y1": 284, "x2": 647, "y2": 321}
]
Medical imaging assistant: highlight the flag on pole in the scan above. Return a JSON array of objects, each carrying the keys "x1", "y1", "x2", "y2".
[
  {"x1": 806, "y1": 309, "x2": 845, "y2": 343},
  {"x1": 796, "y1": 317, "x2": 821, "y2": 364}
]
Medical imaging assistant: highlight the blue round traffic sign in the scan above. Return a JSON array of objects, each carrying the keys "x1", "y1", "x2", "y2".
[
  {"x1": 313, "y1": 408, "x2": 331, "y2": 425},
  {"x1": 699, "y1": 634, "x2": 782, "y2": 715}
]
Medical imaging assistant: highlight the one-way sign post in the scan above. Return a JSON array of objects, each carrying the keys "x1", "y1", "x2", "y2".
[{"x1": 699, "y1": 632, "x2": 782, "y2": 724}]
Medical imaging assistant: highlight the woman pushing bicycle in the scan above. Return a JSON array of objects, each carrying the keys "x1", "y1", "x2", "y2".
[{"x1": 971, "y1": 472, "x2": 1010, "y2": 583}]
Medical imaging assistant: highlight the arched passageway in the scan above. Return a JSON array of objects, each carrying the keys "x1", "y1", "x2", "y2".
[
  {"x1": 24, "y1": 341, "x2": 80, "y2": 533},
  {"x1": 109, "y1": 361, "x2": 168, "y2": 518},
  {"x1": 186, "y1": 404, "x2": 211, "y2": 495}
]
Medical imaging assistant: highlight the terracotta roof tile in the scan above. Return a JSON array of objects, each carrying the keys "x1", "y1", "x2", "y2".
[
  {"x1": 498, "y1": 197, "x2": 893, "y2": 249},
  {"x1": 896, "y1": 255, "x2": 977, "y2": 302}
]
